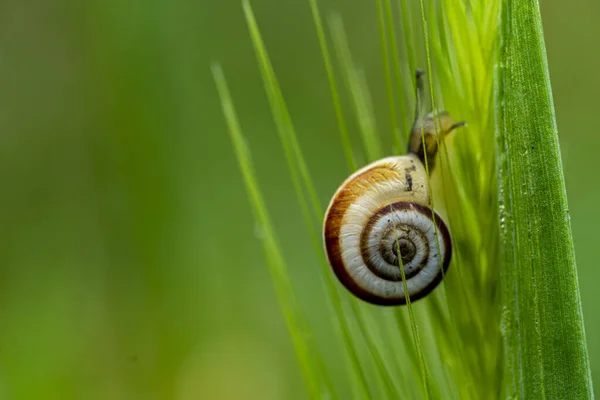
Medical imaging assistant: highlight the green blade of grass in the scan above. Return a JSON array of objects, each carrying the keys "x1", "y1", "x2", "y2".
[
  {"x1": 381, "y1": 0, "x2": 409, "y2": 146},
  {"x1": 308, "y1": 0, "x2": 357, "y2": 172},
  {"x1": 395, "y1": 237, "x2": 431, "y2": 400},
  {"x1": 398, "y1": 1, "x2": 417, "y2": 77},
  {"x1": 211, "y1": 63, "x2": 325, "y2": 400},
  {"x1": 347, "y1": 301, "x2": 401, "y2": 399},
  {"x1": 242, "y1": 2, "x2": 376, "y2": 398},
  {"x1": 496, "y1": 0, "x2": 594, "y2": 397},
  {"x1": 375, "y1": 0, "x2": 401, "y2": 151},
  {"x1": 414, "y1": 1, "x2": 504, "y2": 398},
  {"x1": 330, "y1": 15, "x2": 383, "y2": 163}
]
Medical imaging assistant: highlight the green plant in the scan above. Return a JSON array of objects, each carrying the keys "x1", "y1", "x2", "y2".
[{"x1": 213, "y1": 0, "x2": 593, "y2": 398}]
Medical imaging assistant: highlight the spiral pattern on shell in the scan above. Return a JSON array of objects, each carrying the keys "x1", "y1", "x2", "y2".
[{"x1": 323, "y1": 155, "x2": 452, "y2": 305}]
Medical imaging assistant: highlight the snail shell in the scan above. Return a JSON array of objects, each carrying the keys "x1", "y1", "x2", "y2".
[
  {"x1": 322, "y1": 70, "x2": 464, "y2": 305},
  {"x1": 323, "y1": 154, "x2": 452, "y2": 305}
]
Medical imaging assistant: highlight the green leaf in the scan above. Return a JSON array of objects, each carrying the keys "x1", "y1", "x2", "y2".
[
  {"x1": 496, "y1": 0, "x2": 594, "y2": 398},
  {"x1": 211, "y1": 63, "x2": 327, "y2": 399}
]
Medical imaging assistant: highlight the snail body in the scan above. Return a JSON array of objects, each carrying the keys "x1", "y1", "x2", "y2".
[{"x1": 323, "y1": 71, "x2": 464, "y2": 305}]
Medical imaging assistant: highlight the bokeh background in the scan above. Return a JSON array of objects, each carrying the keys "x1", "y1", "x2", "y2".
[{"x1": 0, "y1": 0, "x2": 598, "y2": 399}]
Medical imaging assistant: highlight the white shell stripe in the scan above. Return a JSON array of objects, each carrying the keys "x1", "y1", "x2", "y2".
[
  {"x1": 339, "y1": 201, "x2": 445, "y2": 301},
  {"x1": 364, "y1": 214, "x2": 430, "y2": 280}
]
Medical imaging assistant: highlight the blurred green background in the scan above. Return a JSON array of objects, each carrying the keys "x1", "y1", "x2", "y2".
[{"x1": 0, "y1": 0, "x2": 598, "y2": 398}]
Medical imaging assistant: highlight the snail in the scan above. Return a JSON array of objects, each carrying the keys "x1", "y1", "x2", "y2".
[{"x1": 323, "y1": 70, "x2": 465, "y2": 305}]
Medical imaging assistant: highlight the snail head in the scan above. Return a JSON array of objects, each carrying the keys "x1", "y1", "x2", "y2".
[{"x1": 408, "y1": 70, "x2": 466, "y2": 169}]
